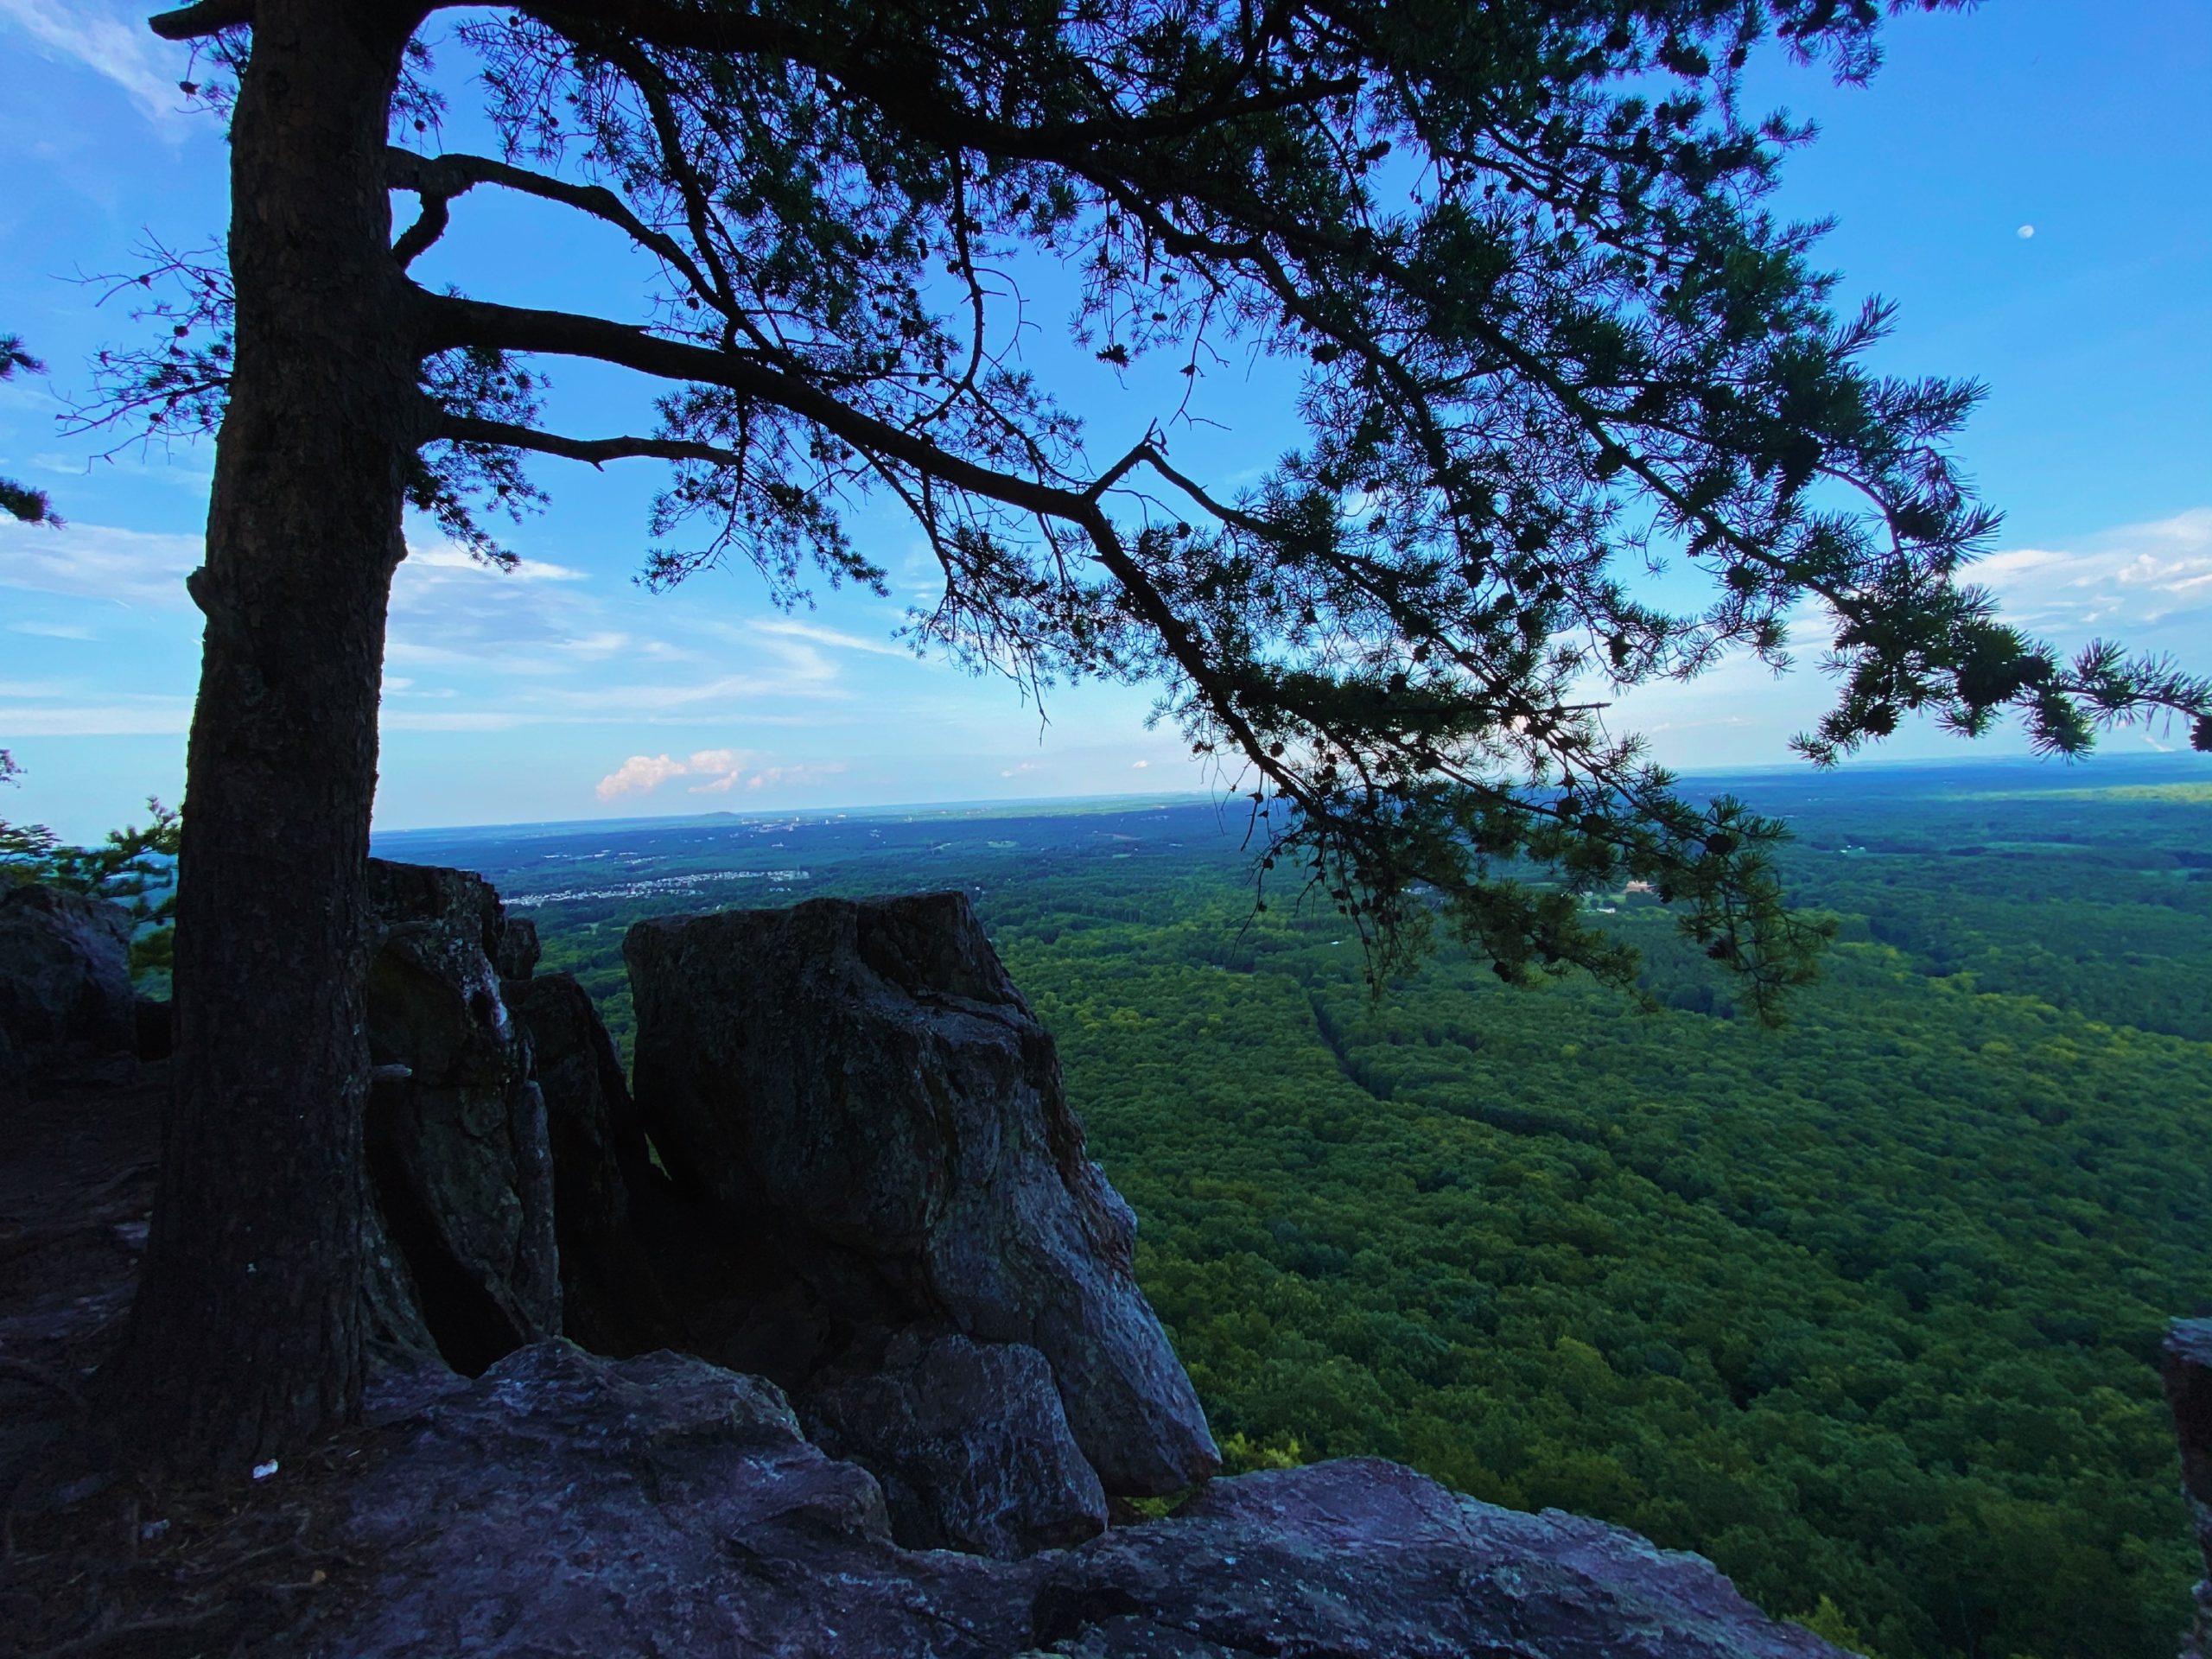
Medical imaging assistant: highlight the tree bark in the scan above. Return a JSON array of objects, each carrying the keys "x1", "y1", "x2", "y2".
[{"x1": 108, "y1": 0, "x2": 424, "y2": 1472}]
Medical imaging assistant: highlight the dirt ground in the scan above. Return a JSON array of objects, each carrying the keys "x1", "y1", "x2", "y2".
[{"x1": 0, "y1": 1065, "x2": 395, "y2": 1657}]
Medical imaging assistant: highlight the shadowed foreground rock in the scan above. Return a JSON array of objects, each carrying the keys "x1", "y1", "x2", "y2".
[
  {"x1": 624, "y1": 892, "x2": 1217, "y2": 1499},
  {"x1": 2166, "y1": 1319, "x2": 2212, "y2": 1656},
  {"x1": 363, "y1": 861, "x2": 558, "y2": 1372},
  {"x1": 303, "y1": 1340, "x2": 1849, "y2": 1659},
  {"x1": 502, "y1": 968, "x2": 678, "y2": 1356},
  {"x1": 0, "y1": 883, "x2": 136, "y2": 1091},
  {"x1": 803, "y1": 1331, "x2": 1109, "y2": 1557}
]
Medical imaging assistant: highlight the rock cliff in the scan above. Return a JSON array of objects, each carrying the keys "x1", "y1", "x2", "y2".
[
  {"x1": 0, "y1": 869, "x2": 1890, "y2": 1656},
  {"x1": 306, "y1": 1339, "x2": 1853, "y2": 1658},
  {"x1": 623, "y1": 893, "x2": 1220, "y2": 1507}
]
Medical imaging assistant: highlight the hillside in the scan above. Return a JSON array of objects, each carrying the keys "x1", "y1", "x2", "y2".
[{"x1": 378, "y1": 756, "x2": 2212, "y2": 1659}]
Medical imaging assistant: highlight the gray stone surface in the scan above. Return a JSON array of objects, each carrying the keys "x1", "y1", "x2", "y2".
[
  {"x1": 364, "y1": 861, "x2": 559, "y2": 1372},
  {"x1": 2168, "y1": 1319, "x2": 2212, "y2": 1656},
  {"x1": 0, "y1": 883, "x2": 135, "y2": 1087},
  {"x1": 1032, "y1": 1457, "x2": 1853, "y2": 1659},
  {"x1": 497, "y1": 914, "x2": 541, "y2": 979},
  {"x1": 803, "y1": 1332, "x2": 1109, "y2": 1558},
  {"x1": 624, "y1": 892, "x2": 1217, "y2": 1497},
  {"x1": 321, "y1": 1340, "x2": 1030, "y2": 1659},
  {"x1": 505, "y1": 969, "x2": 678, "y2": 1355},
  {"x1": 302, "y1": 1341, "x2": 1853, "y2": 1659}
]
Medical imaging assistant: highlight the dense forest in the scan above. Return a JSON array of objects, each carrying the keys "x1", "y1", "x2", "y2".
[{"x1": 378, "y1": 757, "x2": 2212, "y2": 1659}]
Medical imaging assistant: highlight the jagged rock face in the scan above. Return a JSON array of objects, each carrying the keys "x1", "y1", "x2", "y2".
[
  {"x1": 305, "y1": 1341, "x2": 1850, "y2": 1659},
  {"x1": 801, "y1": 1331, "x2": 1109, "y2": 1558},
  {"x1": 0, "y1": 883, "x2": 136, "y2": 1090},
  {"x1": 2165, "y1": 1319, "x2": 2212, "y2": 1655},
  {"x1": 364, "y1": 860, "x2": 559, "y2": 1373},
  {"x1": 502, "y1": 969, "x2": 679, "y2": 1356},
  {"x1": 623, "y1": 892, "x2": 1219, "y2": 1498},
  {"x1": 496, "y1": 915, "x2": 541, "y2": 980}
]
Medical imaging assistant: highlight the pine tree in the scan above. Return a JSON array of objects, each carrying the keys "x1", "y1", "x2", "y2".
[{"x1": 92, "y1": 0, "x2": 2208, "y2": 1471}]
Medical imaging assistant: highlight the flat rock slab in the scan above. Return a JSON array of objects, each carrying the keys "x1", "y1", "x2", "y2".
[
  {"x1": 322, "y1": 1340, "x2": 1038, "y2": 1659},
  {"x1": 302, "y1": 1342, "x2": 1848, "y2": 1659},
  {"x1": 1033, "y1": 1458, "x2": 1852, "y2": 1659}
]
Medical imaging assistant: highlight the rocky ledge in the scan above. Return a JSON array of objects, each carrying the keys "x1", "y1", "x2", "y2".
[
  {"x1": 312, "y1": 1338, "x2": 1847, "y2": 1659},
  {"x1": 2, "y1": 867, "x2": 1861, "y2": 1656}
]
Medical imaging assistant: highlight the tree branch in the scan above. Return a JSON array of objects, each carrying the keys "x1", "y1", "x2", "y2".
[
  {"x1": 390, "y1": 193, "x2": 451, "y2": 272},
  {"x1": 386, "y1": 149, "x2": 720, "y2": 303},
  {"x1": 508, "y1": 0, "x2": 1355, "y2": 156},
  {"x1": 436, "y1": 413, "x2": 740, "y2": 471},
  {"x1": 149, "y1": 0, "x2": 251, "y2": 40},
  {"x1": 415, "y1": 290, "x2": 1090, "y2": 524},
  {"x1": 419, "y1": 291, "x2": 1306, "y2": 808}
]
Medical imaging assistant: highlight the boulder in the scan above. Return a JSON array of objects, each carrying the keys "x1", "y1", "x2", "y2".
[
  {"x1": 801, "y1": 1331, "x2": 1108, "y2": 1558},
  {"x1": 364, "y1": 861, "x2": 559, "y2": 1373},
  {"x1": 503, "y1": 969, "x2": 679, "y2": 1355},
  {"x1": 323, "y1": 1340, "x2": 1030, "y2": 1659},
  {"x1": 367, "y1": 858, "x2": 508, "y2": 960},
  {"x1": 0, "y1": 883, "x2": 136, "y2": 1087},
  {"x1": 624, "y1": 893, "x2": 1218, "y2": 1499},
  {"x1": 303, "y1": 1340, "x2": 1854, "y2": 1659},
  {"x1": 1032, "y1": 1457, "x2": 1853, "y2": 1659},
  {"x1": 497, "y1": 915, "x2": 541, "y2": 979},
  {"x1": 2166, "y1": 1319, "x2": 2212, "y2": 1655}
]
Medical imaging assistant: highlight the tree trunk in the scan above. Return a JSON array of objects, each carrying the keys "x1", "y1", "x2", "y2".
[{"x1": 108, "y1": 1, "x2": 423, "y2": 1473}]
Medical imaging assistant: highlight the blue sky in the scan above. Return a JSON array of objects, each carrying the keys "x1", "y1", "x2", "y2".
[{"x1": 1, "y1": 0, "x2": 2206, "y2": 840}]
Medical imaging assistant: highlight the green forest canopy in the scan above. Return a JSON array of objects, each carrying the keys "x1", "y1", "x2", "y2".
[{"x1": 376, "y1": 758, "x2": 2212, "y2": 1659}]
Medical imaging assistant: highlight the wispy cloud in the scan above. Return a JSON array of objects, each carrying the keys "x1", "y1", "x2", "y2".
[
  {"x1": 0, "y1": 519, "x2": 200, "y2": 607},
  {"x1": 1974, "y1": 507, "x2": 2212, "y2": 632},
  {"x1": 407, "y1": 544, "x2": 587, "y2": 582},
  {"x1": 690, "y1": 760, "x2": 847, "y2": 795},
  {"x1": 0, "y1": 699, "x2": 192, "y2": 735},
  {"x1": 594, "y1": 747, "x2": 848, "y2": 799},
  {"x1": 0, "y1": 0, "x2": 194, "y2": 133},
  {"x1": 752, "y1": 616, "x2": 911, "y2": 658}
]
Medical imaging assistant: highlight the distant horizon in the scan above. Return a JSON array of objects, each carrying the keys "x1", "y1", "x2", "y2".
[{"x1": 367, "y1": 745, "x2": 2207, "y2": 843}]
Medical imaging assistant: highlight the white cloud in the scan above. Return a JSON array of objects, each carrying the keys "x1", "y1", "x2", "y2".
[
  {"x1": 595, "y1": 753, "x2": 692, "y2": 799},
  {"x1": 384, "y1": 540, "x2": 855, "y2": 725},
  {"x1": 0, "y1": 520, "x2": 200, "y2": 607},
  {"x1": 690, "y1": 760, "x2": 847, "y2": 795},
  {"x1": 1974, "y1": 507, "x2": 2212, "y2": 632},
  {"x1": 10, "y1": 621, "x2": 95, "y2": 639},
  {"x1": 752, "y1": 616, "x2": 910, "y2": 657},
  {"x1": 1131, "y1": 759, "x2": 1150, "y2": 769},
  {"x1": 595, "y1": 747, "x2": 848, "y2": 799},
  {"x1": 1000, "y1": 760, "x2": 1040, "y2": 779},
  {"x1": 0, "y1": 0, "x2": 194, "y2": 133},
  {"x1": 0, "y1": 699, "x2": 192, "y2": 735},
  {"x1": 407, "y1": 544, "x2": 587, "y2": 582}
]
